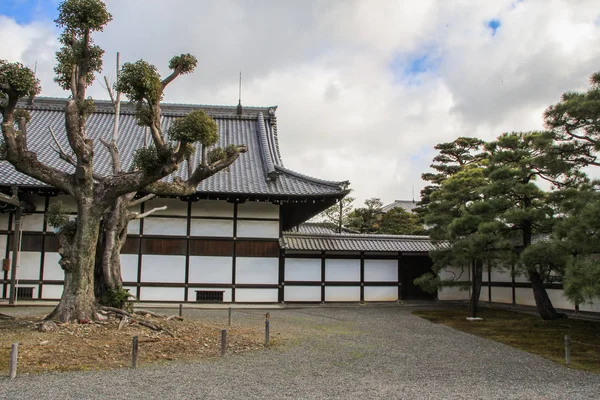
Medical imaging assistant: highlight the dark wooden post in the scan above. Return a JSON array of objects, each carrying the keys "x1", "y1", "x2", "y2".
[
  {"x1": 9, "y1": 342, "x2": 18, "y2": 379},
  {"x1": 132, "y1": 336, "x2": 139, "y2": 368},
  {"x1": 265, "y1": 313, "x2": 270, "y2": 346},
  {"x1": 221, "y1": 329, "x2": 227, "y2": 357},
  {"x1": 9, "y1": 208, "x2": 23, "y2": 305}
]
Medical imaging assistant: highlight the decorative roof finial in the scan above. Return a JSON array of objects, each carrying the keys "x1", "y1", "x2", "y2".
[{"x1": 237, "y1": 71, "x2": 243, "y2": 116}]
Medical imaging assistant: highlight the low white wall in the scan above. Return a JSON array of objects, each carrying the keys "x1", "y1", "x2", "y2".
[
  {"x1": 143, "y1": 217, "x2": 187, "y2": 236},
  {"x1": 325, "y1": 286, "x2": 360, "y2": 302},
  {"x1": 235, "y1": 288, "x2": 278, "y2": 302},
  {"x1": 285, "y1": 258, "x2": 321, "y2": 281},
  {"x1": 140, "y1": 287, "x2": 185, "y2": 301},
  {"x1": 364, "y1": 260, "x2": 397, "y2": 282},
  {"x1": 140, "y1": 255, "x2": 185, "y2": 283},
  {"x1": 325, "y1": 259, "x2": 360, "y2": 282},
  {"x1": 21, "y1": 214, "x2": 45, "y2": 232},
  {"x1": 43, "y1": 252, "x2": 63, "y2": 280},
  {"x1": 237, "y1": 202, "x2": 279, "y2": 219},
  {"x1": 187, "y1": 287, "x2": 232, "y2": 302},
  {"x1": 191, "y1": 200, "x2": 233, "y2": 217},
  {"x1": 11, "y1": 251, "x2": 40, "y2": 280},
  {"x1": 120, "y1": 254, "x2": 139, "y2": 282},
  {"x1": 284, "y1": 286, "x2": 321, "y2": 302},
  {"x1": 189, "y1": 256, "x2": 232, "y2": 284},
  {"x1": 190, "y1": 219, "x2": 233, "y2": 237},
  {"x1": 41, "y1": 284, "x2": 63, "y2": 299},
  {"x1": 235, "y1": 257, "x2": 278, "y2": 284},
  {"x1": 364, "y1": 286, "x2": 398, "y2": 302}
]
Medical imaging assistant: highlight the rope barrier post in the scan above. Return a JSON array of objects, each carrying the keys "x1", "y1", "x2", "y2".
[
  {"x1": 9, "y1": 342, "x2": 18, "y2": 379},
  {"x1": 265, "y1": 312, "x2": 270, "y2": 347},
  {"x1": 228, "y1": 307, "x2": 232, "y2": 326},
  {"x1": 179, "y1": 303, "x2": 183, "y2": 318},
  {"x1": 221, "y1": 329, "x2": 227, "y2": 357},
  {"x1": 132, "y1": 336, "x2": 139, "y2": 369},
  {"x1": 564, "y1": 334, "x2": 571, "y2": 366}
]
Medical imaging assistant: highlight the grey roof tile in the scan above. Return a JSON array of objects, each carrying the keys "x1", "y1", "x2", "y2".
[
  {"x1": 0, "y1": 98, "x2": 348, "y2": 197},
  {"x1": 280, "y1": 231, "x2": 445, "y2": 253}
]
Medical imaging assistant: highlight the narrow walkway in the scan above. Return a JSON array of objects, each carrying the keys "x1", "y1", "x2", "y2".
[{"x1": 1, "y1": 307, "x2": 598, "y2": 399}]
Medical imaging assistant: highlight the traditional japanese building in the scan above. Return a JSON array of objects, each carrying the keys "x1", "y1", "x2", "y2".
[{"x1": 0, "y1": 98, "x2": 436, "y2": 304}]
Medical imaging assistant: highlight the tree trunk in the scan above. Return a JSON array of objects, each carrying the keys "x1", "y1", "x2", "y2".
[
  {"x1": 94, "y1": 194, "x2": 134, "y2": 304},
  {"x1": 528, "y1": 269, "x2": 561, "y2": 320},
  {"x1": 470, "y1": 259, "x2": 483, "y2": 312},
  {"x1": 47, "y1": 200, "x2": 102, "y2": 322}
]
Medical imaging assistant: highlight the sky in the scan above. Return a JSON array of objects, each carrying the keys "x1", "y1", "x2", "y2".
[{"x1": 1, "y1": 0, "x2": 600, "y2": 206}]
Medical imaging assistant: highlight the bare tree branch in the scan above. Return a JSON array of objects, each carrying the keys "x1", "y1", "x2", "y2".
[
  {"x1": 130, "y1": 205, "x2": 167, "y2": 220},
  {"x1": 128, "y1": 193, "x2": 156, "y2": 208}
]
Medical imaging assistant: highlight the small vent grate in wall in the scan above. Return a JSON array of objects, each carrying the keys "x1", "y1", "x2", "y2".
[
  {"x1": 17, "y1": 287, "x2": 34, "y2": 299},
  {"x1": 195, "y1": 290, "x2": 224, "y2": 303}
]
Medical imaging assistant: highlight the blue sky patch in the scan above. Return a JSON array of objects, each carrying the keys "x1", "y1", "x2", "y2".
[
  {"x1": 1, "y1": 0, "x2": 59, "y2": 24},
  {"x1": 487, "y1": 19, "x2": 501, "y2": 36},
  {"x1": 390, "y1": 52, "x2": 440, "y2": 84}
]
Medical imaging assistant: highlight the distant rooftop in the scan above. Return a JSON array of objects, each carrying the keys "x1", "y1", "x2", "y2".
[{"x1": 381, "y1": 199, "x2": 418, "y2": 213}]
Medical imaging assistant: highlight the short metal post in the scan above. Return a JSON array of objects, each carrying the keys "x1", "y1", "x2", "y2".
[
  {"x1": 221, "y1": 329, "x2": 227, "y2": 357},
  {"x1": 265, "y1": 313, "x2": 270, "y2": 347},
  {"x1": 228, "y1": 307, "x2": 232, "y2": 326},
  {"x1": 9, "y1": 342, "x2": 18, "y2": 379},
  {"x1": 132, "y1": 336, "x2": 139, "y2": 369},
  {"x1": 179, "y1": 303, "x2": 183, "y2": 318},
  {"x1": 564, "y1": 335, "x2": 571, "y2": 366}
]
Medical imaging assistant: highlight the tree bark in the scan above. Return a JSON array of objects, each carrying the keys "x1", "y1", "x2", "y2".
[
  {"x1": 528, "y1": 269, "x2": 561, "y2": 320},
  {"x1": 46, "y1": 200, "x2": 101, "y2": 321},
  {"x1": 470, "y1": 259, "x2": 483, "y2": 313}
]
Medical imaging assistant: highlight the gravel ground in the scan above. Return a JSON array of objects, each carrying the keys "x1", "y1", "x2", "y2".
[{"x1": 1, "y1": 305, "x2": 599, "y2": 399}]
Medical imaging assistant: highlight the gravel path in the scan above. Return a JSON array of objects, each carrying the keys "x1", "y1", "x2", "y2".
[{"x1": 1, "y1": 306, "x2": 599, "y2": 399}]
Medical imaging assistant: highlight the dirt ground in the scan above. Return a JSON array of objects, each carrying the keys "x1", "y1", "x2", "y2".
[{"x1": 0, "y1": 307, "x2": 266, "y2": 374}]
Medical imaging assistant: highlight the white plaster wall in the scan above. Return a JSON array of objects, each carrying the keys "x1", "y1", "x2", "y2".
[
  {"x1": 43, "y1": 252, "x2": 63, "y2": 280},
  {"x1": 491, "y1": 287, "x2": 513, "y2": 304},
  {"x1": 140, "y1": 287, "x2": 184, "y2": 301},
  {"x1": 20, "y1": 214, "x2": 45, "y2": 232},
  {"x1": 546, "y1": 288, "x2": 575, "y2": 310},
  {"x1": 235, "y1": 288, "x2": 278, "y2": 302},
  {"x1": 364, "y1": 260, "x2": 398, "y2": 282},
  {"x1": 438, "y1": 286, "x2": 469, "y2": 300},
  {"x1": 143, "y1": 217, "x2": 187, "y2": 236},
  {"x1": 140, "y1": 255, "x2": 185, "y2": 283},
  {"x1": 325, "y1": 286, "x2": 360, "y2": 302},
  {"x1": 325, "y1": 259, "x2": 360, "y2": 282},
  {"x1": 190, "y1": 219, "x2": 233, "y2": 237},
  {"x1": 235, "y1": 257, "x2": 278, "y2": 284},
  {"x1": 284, "y1": 286, "x2": 321, "y2": 302},
  {"x1": 236, "y1": 220, "x2": 279, "y2": 238},
  {"x1": 439, "y1": 266, "x2": 469, "y2": 282},
  {"x1": 191, "y1": 200, "x2": 233, "y2": 218},
  {"x1": 479, "y1": 286, "x2": 489, "y2": 302},
  {"x1": 127, "y1": 219, "x2": 140, "y2": 234},
  {"x1": 49, "y1": 195, "x2": 77, "y2": 213},
  {"x1": 579, "y1": 301, "x2": 600, "y2": 313},
  {"x1": 144, "y1": 198, "x2": 188, "y2": 216},
  {"x1": 123, "y1": 286, "x2": 137, "y2": 300},
  {"x1": 10, "y1": 251, "x2": 40, "y2": 280},
  {"x1": 285, "y1": 258, "x2": 321, "y2": 281},
  {"x1": 515, "y1": 288, "x2": 536, "y2": 306},
  {"x1": 15, "y1": 285, "x2": 38, "y2": 300},
  {"x1": 42, "y1": 284, "x2": 63, "y2": 299},
  {"x1": 189, "y1": 256, "x2": 232, "y2": 284},
  {"x1": 188, "y1": 287, "x2": 232, "y2": 302},
  {"x1": 121, "y1": 254, "x2": 139, "y2": 283},
  {"x1": 237, "y1": 202, "x2": 279, "y2": 219},
  {"x1": 364, "y1": 286, "x2": 398, "y2": 302},
  {"x1": 490, "y1": 267, "x2": 513, "y2": 283}
]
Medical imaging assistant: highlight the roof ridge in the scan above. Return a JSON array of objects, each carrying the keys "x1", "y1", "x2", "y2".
[
  {"x1": 275, "y1": 165, "x2": 350, "y2": 189},
  {"x1": 256, "y1": 112, "x2": 277, "y2": 181},
  {"x1": 282, "y1": 231, "x2": 433, "y2": 241},
  {"x1": 19, "y1": 97, "x2": 278, "y2": 118}
]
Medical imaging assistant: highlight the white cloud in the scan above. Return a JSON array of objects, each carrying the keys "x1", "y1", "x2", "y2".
[{"x1": 2, "y1": 0, "x2": 600, "y2": 208}]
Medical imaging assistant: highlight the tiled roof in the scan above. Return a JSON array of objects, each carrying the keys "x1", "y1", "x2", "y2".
[
  {"x1": 280, "y1": 231, "x2": 443, "y2": 253},
  {"x1": 292, "y1": 222, "x2": 358, "y2": 235},
  {"x1": 0, "y1": 98, "x2": 349, "y2": 197},
  {"x1": 381, "y1": 200, "x2": 418, "y2": 213}
]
